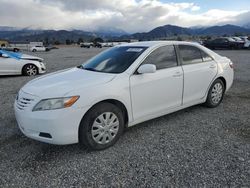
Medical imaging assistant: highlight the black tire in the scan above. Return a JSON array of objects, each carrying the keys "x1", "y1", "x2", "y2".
[
  {"x1": 22, "y1": 64, "x2": 38, "y2": 76},
  {"x1": 32, "y1": 49, "x2": 37, "y2": 52},
  {"x1": 204, "y1": 79, "x2": 225, "y2": 108},
  {"x1": 79, "y1": 102, "x2": 124, "y2": 150}
]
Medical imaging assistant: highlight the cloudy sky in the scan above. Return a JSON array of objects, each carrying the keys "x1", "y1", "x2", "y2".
[{"x1": 0, "y1": 0, "x2": 249, "y2": 33}]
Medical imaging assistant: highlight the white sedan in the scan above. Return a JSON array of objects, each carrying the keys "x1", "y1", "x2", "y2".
[
  {"x1": 30, "y1": 46, "x2": 47, "y2": 52},
  {"x1": 15, "y1": 41, "x2": 234, "y2": 150},
  {"x1": 0, "y1": 50, "x2": 46, "y2": 76}
]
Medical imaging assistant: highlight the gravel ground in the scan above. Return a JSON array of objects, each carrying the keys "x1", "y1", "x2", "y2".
[{"x1": 0, "y1": 47, "x2": 250, "y2": 187}]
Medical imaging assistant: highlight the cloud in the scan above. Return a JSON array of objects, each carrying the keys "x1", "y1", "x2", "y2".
[
  {"x1": 191, "y1": 5, "x2": 200, "y2": 11},
  {"x1": 0, "y1": 0, "x2": 249, "y2": 32}
]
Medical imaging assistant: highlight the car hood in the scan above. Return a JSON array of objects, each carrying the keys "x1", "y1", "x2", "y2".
[
  {"x1": 21, "y1": 67, "x2": 116, "y2": 98},
  {"x1": 21, "y1": 54, "x2": 44, "y2": 61}
]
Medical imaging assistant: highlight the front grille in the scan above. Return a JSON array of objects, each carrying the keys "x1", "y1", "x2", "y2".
[{"x1": 16, "y1": 92, "x2": 35, "y2": 110}]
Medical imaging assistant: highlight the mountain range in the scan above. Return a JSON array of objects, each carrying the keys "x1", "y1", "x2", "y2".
[
  {"x1": 0, "y1": 24, "x2": 250, "y2": 44},
  {"x1": 125, "y1": 24, "x2": 250, "y2": 40}
]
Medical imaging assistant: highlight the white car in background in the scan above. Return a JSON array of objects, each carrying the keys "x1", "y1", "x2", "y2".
[
  {"x1": 240, "y1": 36, "x2": 250, "y2": 49},
  {"x1": 15, "y1": 41, "x2": 234, "y2": 150},
  {"x1": 0, "y1": 50, "x2": 46, "y2": 76},
  {"x1": 30, "y1": 46, "x2": 47, "y2": 52}
]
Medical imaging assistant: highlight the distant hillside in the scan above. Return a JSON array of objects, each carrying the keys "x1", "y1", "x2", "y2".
[
  {"x1": 1, "y1": 24, "x2": 250, "y2": 43},
  {"x1": 93, "y1": 27, "x2": 128, "y2": 38},
  {"x1": 124, "y1": 24, "x2": 250, "y2": 40},
  {"x1": 195, "y1": 25, "x2": 250, "y2": 35},
  {"x1": 243, "y1": 23, "x2": 250, "y2": 29},
  {"x1": 0, "y1": 29, "x2": 99, "y2": 44},
  {"x1": 127, "y1": 25, "x2": 192, "y2": 40},
  {"x1": 0, "y1": 27, "x2": 127, "y2": 44}
]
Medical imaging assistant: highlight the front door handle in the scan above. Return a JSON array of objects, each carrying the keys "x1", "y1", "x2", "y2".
[{"x1": 173, "y1": 72, "x2": 182, "y2": 77}]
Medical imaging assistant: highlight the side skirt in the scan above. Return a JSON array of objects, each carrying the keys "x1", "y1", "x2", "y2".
[{"x1": 127, "y1": 99, "x2": 206, "y2": 127}]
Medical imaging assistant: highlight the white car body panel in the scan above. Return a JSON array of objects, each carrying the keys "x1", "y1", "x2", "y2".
[
  {"x1": 30, "y1": 46, "x2": 46, "y2": 52},
  {"x1": 0, "y1": 52, "x2": 46, "y2": 75},
  {"x1": 14, "y1": 41, "x2": 234, "y2": 145},
  {"x1": 182, "y1": 60, "x2": 217, "y2": 104},
  {"x1": 22, "y1": 68, "x2": 116, "y2": 98},
  {"x1": 130, "y1": 66, "x2": 183, "y2": 121},
  {"x1": 244, "y1": 40, "x2": 250, "y2": 48}
]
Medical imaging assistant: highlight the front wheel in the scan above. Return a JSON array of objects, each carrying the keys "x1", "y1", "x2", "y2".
[
  {"x1": 79, "y1": 102, "x2": 124, "y2": 150},
  {"x1": 204, "y1": 79, "x2": 225, "y2": 108},
  {"x1": 22, "y1": 64, "x2": 38, "y2": 76}
]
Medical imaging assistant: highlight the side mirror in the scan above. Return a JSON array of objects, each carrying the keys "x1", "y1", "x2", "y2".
[
  {"x1": 2, "y1": 54, "x2": 9, "y2": 58},
  {"x1": 137, "y1": 64, "x2": 156, "y2": 74}
]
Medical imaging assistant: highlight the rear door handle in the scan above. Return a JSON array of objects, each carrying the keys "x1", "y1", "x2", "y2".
[
  {"x1": 209, "y1": 64, "x2": 216, "y2": 68},
  {"x1": 173, "y1": 72, "x2": 183, "y2": 77}
]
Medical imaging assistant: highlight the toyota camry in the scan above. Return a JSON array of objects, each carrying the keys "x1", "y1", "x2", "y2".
[{"x1": 14, "y1": 41, "x2": 234, "y2": 150}]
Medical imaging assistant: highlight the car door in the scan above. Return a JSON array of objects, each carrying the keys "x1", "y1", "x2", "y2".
[
  {"x1": 178, "y1": 45, "x2": 217, "y2": 105},
  {"x1": 210, "y1": 39, "x2": 220, "y2": 49},
  {"x1": 0, "y1": 53, "x2": 19, "y2": 74},
  {"x1": 130, "y1": 45, "x2": 183, "y2": 121},
  {"x1": 36, "y1": 46, "x2": 42, "y2": 51}
]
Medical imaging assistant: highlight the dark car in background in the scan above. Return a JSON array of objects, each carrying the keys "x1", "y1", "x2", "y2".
[
  {"x1": 204, "y1": 37, "x2": 244, "y2": 50},
  {"x1": 92, "y1": 42, "x2": 102, "y2": 48},
  {"x1": 80, "y1": 42, "x2": 102, "y2": 48},
  {"x1": 80, "y1": 42, "x2": 92, "y2": 48}
]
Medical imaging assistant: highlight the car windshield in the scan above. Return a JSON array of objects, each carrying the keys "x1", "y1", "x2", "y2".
[{"x1": 80, "y1": 46, "x2": 147, "y2": 73}]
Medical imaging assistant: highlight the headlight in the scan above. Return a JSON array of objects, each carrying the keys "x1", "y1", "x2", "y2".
[
  {"x1": 33, "y1": 96, "x2": 79, "y2": 111},
  {"x1": 39, "y1": 62, "x2": 46, "y2": 66}
]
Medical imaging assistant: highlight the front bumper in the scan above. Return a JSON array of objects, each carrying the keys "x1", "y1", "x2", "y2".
[
  {"x1": 14, "y1": 90, "x2": 89, "y2": 145},
  {"x1": 38, "y1": 63, "x2": 46, "y2": 74}
]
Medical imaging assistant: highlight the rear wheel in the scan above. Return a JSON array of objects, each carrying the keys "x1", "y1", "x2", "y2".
[
  {"x1": 79, "y1": 102, "x2": 124, "y2": 150},
  {"x1": 204, "y1": 79, "x2": 225, "y2": 108},
  {"x1": 13, "y1": 48, "x2": 19, "y2": 52},
  {"x1": 23, "y1": 64, "x2": 38, "y2": 76},
  {"x1": 32, "y1": 49, "x2": 37, "y2": 52}
]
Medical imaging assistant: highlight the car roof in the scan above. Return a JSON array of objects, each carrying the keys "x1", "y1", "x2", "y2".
[
  {"x1": 118, "y1": 41, "x2": 201, "y2": 48},
  {"x1": 119, "y1": 40, "x2": 222, "y2": 60}
]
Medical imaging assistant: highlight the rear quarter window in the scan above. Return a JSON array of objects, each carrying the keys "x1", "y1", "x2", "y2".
[
  {"x1": 201, "y1": 50, "x2": 213, "y2": 62},
  {"x1": 179, "y1": 45, "x2": 213, "y2": 65}
]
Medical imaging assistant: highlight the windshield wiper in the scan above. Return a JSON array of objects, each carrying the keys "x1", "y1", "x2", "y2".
[
  {"x1": 77, "y1": 65, "x2": 100, "y2": 72},
  {"x1": 83, "y1": 67, "x2": 98, "y2": 72},
  {"x1": 77, "y1": 65, "x2": 84, "y2": 69}
]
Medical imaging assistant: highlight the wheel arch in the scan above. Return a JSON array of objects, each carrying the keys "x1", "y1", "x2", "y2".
[
  {"x1": 22, "y1": 63, "x2": 39, "y2": 75},
  {"x1": 80, "y1": 98, "x2": 129, "y2": 126},
  {"x1": 78, "y1": 98, "x2": 129, "y2": 143},
  {"x1": 216, "y1": 76, "x2": 227, "y2": 90},
  {"x1": 204, "y1": 76, "x2": 227, "y2": 101}
]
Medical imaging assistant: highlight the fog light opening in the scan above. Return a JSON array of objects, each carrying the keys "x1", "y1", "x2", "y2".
[{"x1": 39, "y1": 132, "x2": 52, "y2": 139}]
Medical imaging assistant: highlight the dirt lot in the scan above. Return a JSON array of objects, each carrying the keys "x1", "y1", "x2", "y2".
[{"x1": 0, "y1": 47, "x2": 250, "y2": 187}]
